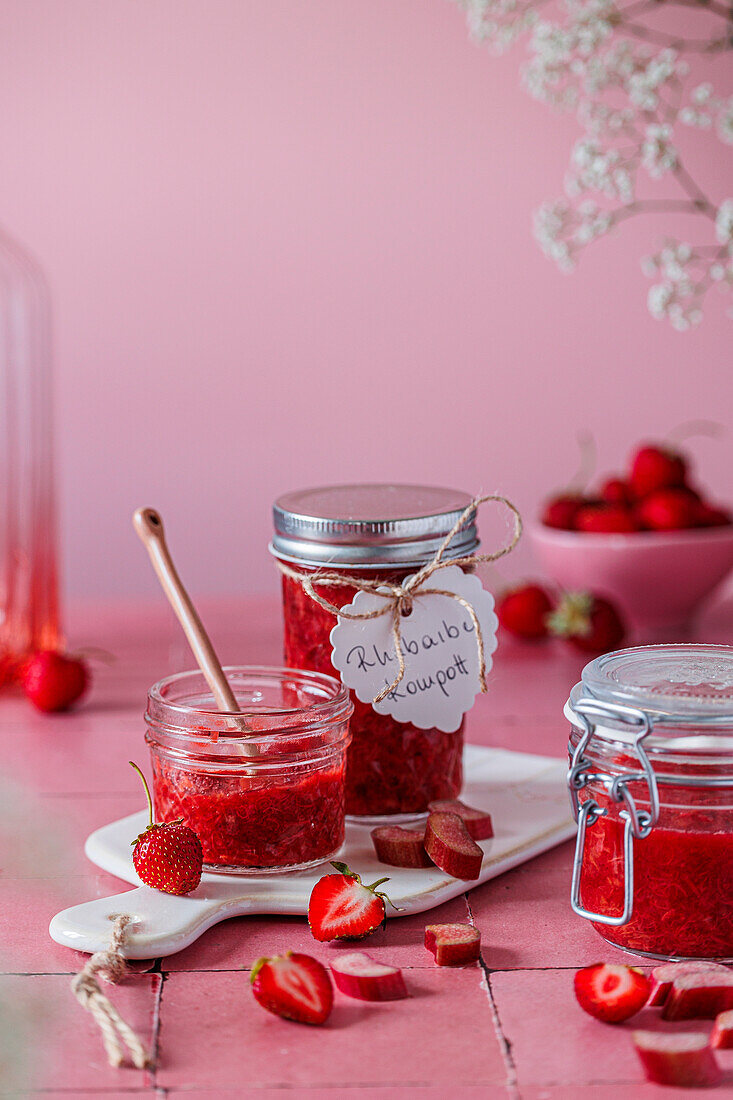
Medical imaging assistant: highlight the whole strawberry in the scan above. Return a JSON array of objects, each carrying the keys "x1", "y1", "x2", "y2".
[
  {"x1": 129, "y1": 762, "x2": 203, "y2": 895},
  {"x1": 308, "y1": 862, "x2": 397, "y2": 942},
  {"x1": 629, "y1": 444, "x2": 687, "y2": 498},
  {"x1": 575, "y1": 504, "x2": 639, "y2": 534},
  {"x1": 599, "y1": 478, "x2": 632, "y2": 507},
  {"x1": 251, "y1": 951, "x2": 333, "y2": 1025},
  {"x1": 21, "y1": 650, "x2": 89, "y2": 712},
  {"x1": 548, "y1": 592, "x2": 625, "y2": 654},
  {"x1": 496, "y1": 584, "x2": 554, "y2": 639},
  {"x1": 540, "y1": 494, "x2": 584, "y2": 530},
  {"x1": 636, "y1": 487, "x2": 699, "y2": 531}
]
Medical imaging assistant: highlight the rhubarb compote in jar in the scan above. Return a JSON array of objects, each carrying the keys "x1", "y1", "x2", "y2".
[
  {"x1": 145, "y1": 666, "x2": 352, "y2": 873},
  {"x1": 566, "y1": 644, "x2": 733, "y2": 961},
  {"x1": 271, "y1": 484, "x2": 480, "y2": 820}
]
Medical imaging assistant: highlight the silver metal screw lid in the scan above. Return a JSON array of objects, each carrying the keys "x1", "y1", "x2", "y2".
[{"x1": 270, "y1": 483, "x2": 480, "y2": 569}]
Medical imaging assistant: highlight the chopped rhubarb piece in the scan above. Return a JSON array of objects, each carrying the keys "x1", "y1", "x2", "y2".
[
  {"x1": 424, "y1": 812, "x2": 483, "y2": 880},
  {"x1": 427, "y1": 799, "x2": 494, "y2": 841},
  {"x1": 370, "y1": 826, "x2": 431, "y2": 868},
  {"x1": 330, "y1": 951, "x2": 407, "y2": 1001},
  {"x1": 711, "y1": 1009, "x2": 733, "y2": 1049},
  {"x1": 633, "y1": 1031, "x2": 721, "y2": 1088},
  {"x1": 648, "y1": 961, "x2": 730, "y2": 1007},
  {"x1": 663, "y1": 972, "x2": 733, "y2": 1020},
  {"x1": 574, "y1": 963, "x2": 649, "y2": 1024},
  {"x1": 424, "y1": 923, "x2": 481, "y2": 966}
]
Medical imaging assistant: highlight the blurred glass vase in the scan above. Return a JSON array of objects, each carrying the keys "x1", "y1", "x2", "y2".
[{"x1": 0, "y1": 228, "x2": 61, "y2": 684}]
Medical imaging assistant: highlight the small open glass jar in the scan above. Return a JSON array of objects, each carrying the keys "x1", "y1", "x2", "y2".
[
  {"x1": 145, "y1": 666, "x2": 352, "y2": 874},
  {"x1": 270, "y1": 484, "x2": 479, "y2": 819},
  {"x1": 566, "y1": 644, "x2": 733, "y2": 961}
]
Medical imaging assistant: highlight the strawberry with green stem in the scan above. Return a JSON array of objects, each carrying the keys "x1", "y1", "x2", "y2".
[
  {"x1": 129, "y1": 761, "x2": 203, "y2": 896},
  {"x1": 308, "y1": 862, "x2": 400, "y2": 942}
]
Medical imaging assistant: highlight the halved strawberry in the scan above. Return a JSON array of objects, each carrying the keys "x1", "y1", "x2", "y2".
[
  {"x1": 633, "y1": 1031, "x2": 721, "y2": 1088},
  {"x1": 250, "y1": 951, "x2": 333, "y2": 1025},
  {"x1": 308, "y1": 862, "x2": 397, "y2": 942},
  {"x1": 574, "y1": 963, "x2": 649, "y2": 1024}
]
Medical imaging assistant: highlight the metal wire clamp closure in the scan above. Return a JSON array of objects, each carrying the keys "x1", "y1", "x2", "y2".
[{"x1": 568, "y1": 698, "x2": 659, "y2": 927}]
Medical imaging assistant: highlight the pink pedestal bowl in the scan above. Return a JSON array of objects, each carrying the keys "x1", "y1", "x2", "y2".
[{"x1": 529, "y1": 521, "x2": 733, "y2": 640}]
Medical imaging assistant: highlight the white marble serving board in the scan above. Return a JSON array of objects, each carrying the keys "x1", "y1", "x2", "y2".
[{"x1": 49, "y1": 745, "x2": 574, "y2": 959}]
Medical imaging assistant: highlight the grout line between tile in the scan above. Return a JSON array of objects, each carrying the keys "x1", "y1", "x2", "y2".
[
  {"x1": 148, "y1": 967, "x2": 166, "y2": 1086},
  {"x1": 468, "y1": 891, "x2": 518, "y2": 1092}
]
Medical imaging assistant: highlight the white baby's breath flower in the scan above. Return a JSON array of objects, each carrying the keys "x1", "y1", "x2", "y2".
[
  {"x1": 716, "y1": 201, "x2": 733, "y2": 246},
  {"x1": 717, "y1": 99, "x2": 733, "y2": 145}
]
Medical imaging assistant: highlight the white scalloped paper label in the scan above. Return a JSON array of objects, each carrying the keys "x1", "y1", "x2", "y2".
[{"x1": 329, "y1": 565, "x2": 498, "y2": 733}]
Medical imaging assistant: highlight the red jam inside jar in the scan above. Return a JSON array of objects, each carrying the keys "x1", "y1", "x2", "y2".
[
  {"x1": 567, "y1": 644, "x2": 733, "y2": 961},
  {"x1": 271, "y1": 483, "x2": 481, "y2": 819},
  {"x1": 281, "y1": 569, "x2": 464, "y2": 817},
  {"x1": 145, "y1": 666, "x2": 352, "y2": 873}
]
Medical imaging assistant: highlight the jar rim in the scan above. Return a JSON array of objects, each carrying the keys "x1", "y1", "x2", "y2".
[
  {"x1": 572, "y1": 644, "x2": 733, "y2": 722},
  {"x1": 146, "y1": 665, "x2": 353, "y2": 739}
]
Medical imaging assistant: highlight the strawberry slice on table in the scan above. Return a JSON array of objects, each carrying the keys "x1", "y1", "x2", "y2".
[
  {"x1": 308, "y1": 862, "x2": 398, "y2": 942},
  {"x1": 251, "y1": 951, "x2": 333, "y2": 1025},
  {"x1": 574, "y1": 963, "x2": 650, "y2": 1024}
]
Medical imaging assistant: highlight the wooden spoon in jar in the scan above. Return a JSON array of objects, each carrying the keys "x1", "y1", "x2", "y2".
[{"x1": 133, "y1": 507, "x2": 250, "y2": 737}]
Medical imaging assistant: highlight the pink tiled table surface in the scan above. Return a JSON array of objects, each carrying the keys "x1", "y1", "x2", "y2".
[{"x1": 3, "y1": 594, "x2": 733, "y2": 1097}]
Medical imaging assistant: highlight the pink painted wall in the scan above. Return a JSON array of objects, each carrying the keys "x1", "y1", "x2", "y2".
[{"x1": 0, "y1": 1, "x2": 730, "y2": 601}]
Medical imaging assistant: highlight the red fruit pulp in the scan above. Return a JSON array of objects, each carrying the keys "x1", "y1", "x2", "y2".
[
  {"x1": 578, "y1": 794, "x2": 733, "y2": 959},
  {"x1": 281, "y1": 570, "x2": 463, "y2": 816},
  {"x1": 151, "y1": 755, "x2": 345, "y2": 870}
]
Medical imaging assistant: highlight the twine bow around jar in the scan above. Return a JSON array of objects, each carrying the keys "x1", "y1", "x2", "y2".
[{"x1": 277, "y1": 494, "x2": 522, "y2": 704}]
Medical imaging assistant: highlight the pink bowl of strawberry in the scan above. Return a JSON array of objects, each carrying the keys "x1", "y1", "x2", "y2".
[{"x1": 530, "y1": 441, "x2": 733, "y2": 638}]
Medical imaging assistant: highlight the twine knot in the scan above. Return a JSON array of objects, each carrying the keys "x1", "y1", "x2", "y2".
[
  {"x1": 278, "y1": 493, "x2": 522, "y2": 704},
  {"x1": 70, "y1": 914, "x2": 151, "y2": 1070}
]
